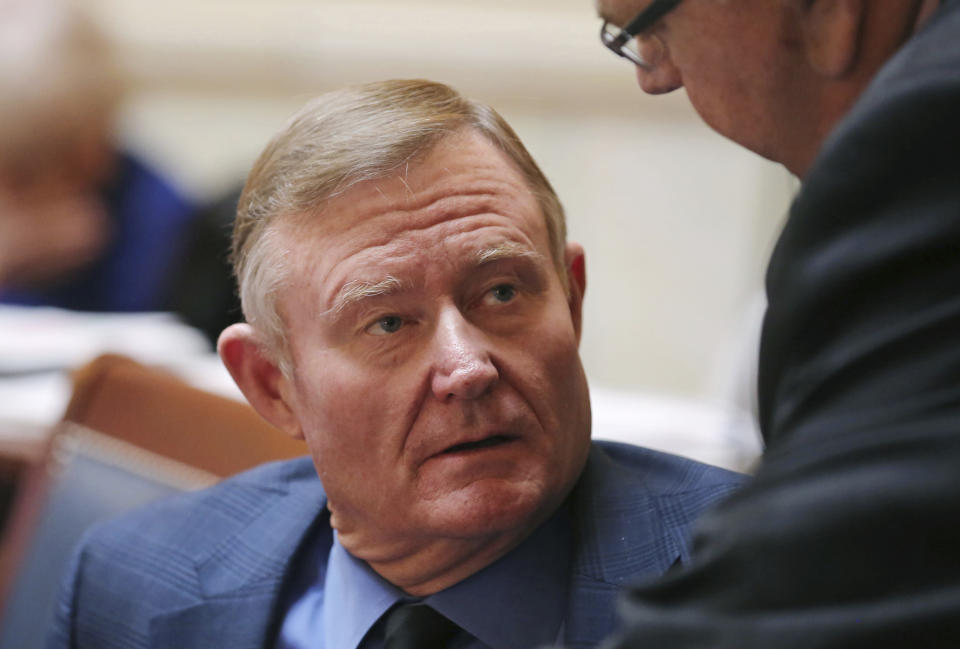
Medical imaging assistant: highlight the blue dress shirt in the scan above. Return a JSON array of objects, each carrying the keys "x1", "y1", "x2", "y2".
[{"x1": 278, "y1": 504, "x2": 572, "y2": 649}]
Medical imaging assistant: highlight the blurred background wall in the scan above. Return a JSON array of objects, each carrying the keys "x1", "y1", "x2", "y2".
[{"x1": 82, "y1": 0, "x2": 796, "y2": 404}]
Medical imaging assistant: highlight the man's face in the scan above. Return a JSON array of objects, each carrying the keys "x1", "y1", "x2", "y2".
[
  {"x1": 275, "y1": 130, "x2": 591, "y2": 559},
  {"x1": 598, "y1": 0, "x2": 807, "y2": 164}
]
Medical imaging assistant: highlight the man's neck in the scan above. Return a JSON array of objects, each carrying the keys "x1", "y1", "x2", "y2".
[
  {"x1": 369, "y1": 533, "x2": 535, "y2": 596},
  {"x1": 785, "y1": 86, "x2": 861, "y2": 179},
  {"x1": 334, "y1": 510, "x2": 551, "y2": 596}
]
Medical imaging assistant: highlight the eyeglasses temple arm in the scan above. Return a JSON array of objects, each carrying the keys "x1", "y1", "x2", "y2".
[{"x1": 623, "y1": 0, "x2": 683, "y2": 37}]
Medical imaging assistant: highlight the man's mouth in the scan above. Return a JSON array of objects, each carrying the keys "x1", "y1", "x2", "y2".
[{"x1": 440, "y1": 434, "x2": 517, "y2": 455}]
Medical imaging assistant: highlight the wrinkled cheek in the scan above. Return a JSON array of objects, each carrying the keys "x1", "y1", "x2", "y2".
[
  {"x1": 304, "y1": 379, "x2": 416, "y2": 513},
  {"x1": 548, "y1": 332, "x2": 589, "y2": 397},
  {"x1": 300, "y1": 390, "x2": 376, "y2": 483},
  {"x1": 533, "y1": 334, "x2": 591, "y2": 442}
]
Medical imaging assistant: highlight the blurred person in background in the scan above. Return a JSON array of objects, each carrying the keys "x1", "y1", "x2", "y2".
[
  {"x1": 592, "y1": 0, "x2": 960, "y2": 647},
  {"x1": 0, "y1": 0, "x2": 237, "y2": 339}
]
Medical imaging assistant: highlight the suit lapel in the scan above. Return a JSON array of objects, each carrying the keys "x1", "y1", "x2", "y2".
[
  {"x1": 148, "y1": 460, "x2": 327, "y2": 649},
  {"x1": 150, "y1": 595, "x2": 287, "y2": 649},
  {"x1": 563, "y1": 445, "x2": 686, "y2": 649}
]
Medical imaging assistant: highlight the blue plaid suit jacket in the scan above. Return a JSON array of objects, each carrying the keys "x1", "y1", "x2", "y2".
[{"x1": 47, "y1": 441, "x2": 744, "y2": 649}]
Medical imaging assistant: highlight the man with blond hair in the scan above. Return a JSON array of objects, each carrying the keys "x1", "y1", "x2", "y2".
[
  {"x1": 592, "y1": 0, "x2": 960, "y2": 647},
  {"x1": 48, "y1": 79, "x2": 743, "y2": 649}
]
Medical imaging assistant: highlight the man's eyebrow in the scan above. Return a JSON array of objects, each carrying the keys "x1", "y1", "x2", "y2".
[
  {"x1": 322, "y1": 276, "x2": 406, "y2": 318},
  {"x1": 320, "y1": 246, "x2": 541, "y2": 318},
  {"x1": 475, "y1": 241, "x2": 544, "y2": 266}
]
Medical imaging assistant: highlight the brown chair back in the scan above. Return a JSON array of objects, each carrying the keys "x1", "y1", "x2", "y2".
[{"x1": 62, "y1": 353, "x2": 307, "y2": 478}]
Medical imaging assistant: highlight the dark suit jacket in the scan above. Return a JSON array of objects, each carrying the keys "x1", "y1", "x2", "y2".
[
  {"x1": 607, "y1": 2, "x2": 960, "y2": 647},
  {"x1": 47, "y1": 441, "x2": 743, "y2": 649}
]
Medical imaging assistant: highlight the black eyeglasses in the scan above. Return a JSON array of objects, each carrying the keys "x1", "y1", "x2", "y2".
[{"x1": 600, "y1": 0, "x2": 683, "y2": 69}]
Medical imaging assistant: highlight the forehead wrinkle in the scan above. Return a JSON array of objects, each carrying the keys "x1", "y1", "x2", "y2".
[
  {"x1": 322, "y1": 275, "x2": 407, "y2": 319},
  {"x1": 421, "y1": 174, "x2": 536, "y2": 230},
  {"x1": 425, "y1": 192, "x2": 502, "y2": 227},
  {"x1": 397, "y1": 173, "x2": 414, "y2": 197},
  {"x1": 361, "y1": 188, "x2": 512, "y2": 246},
  {"x1": 385, "y1": 155, "x2": 530, "y2": 219}
]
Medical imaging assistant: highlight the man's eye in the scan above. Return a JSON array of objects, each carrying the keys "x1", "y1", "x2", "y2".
[
  {"x1": 367, "y1": 315, "x2": 404, "y2": 335},
  {"x1": 485, "y1": 284, "x2": 517, "y2": 305}
]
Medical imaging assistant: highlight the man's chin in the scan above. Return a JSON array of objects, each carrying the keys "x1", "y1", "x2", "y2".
[{"x1": 418, "y1": 478, "x2": 559, "y2": 541}]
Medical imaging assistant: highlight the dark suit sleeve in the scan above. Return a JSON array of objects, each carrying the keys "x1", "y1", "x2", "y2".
[{"x1": 603, "y1": 8, "x2": 960, "y2": 649}]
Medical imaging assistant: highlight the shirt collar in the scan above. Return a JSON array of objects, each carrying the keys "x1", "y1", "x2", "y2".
[
  {"x1": 323, "y1": 502, "x2": 573, "y2": 649},
  {"x1": 425, "y1": 502, "x2": 572, "y2": 649},
  {"x1": 323, "y1": 533, "x2": 405, "y2": 649}
]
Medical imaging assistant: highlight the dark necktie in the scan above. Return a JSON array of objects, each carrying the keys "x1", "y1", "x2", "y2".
[{"x1": 383, "y1": 602, "x2": 462, "y2": 649}]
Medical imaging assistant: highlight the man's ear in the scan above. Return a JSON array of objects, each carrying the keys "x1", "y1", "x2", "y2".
[
  {"x1": 217, "y1": 323, "x2": 304, "y2": 439},
  {"x1": 799, "y1": 0, "x2": 864, "y2": 78},
  {"x1": 565, "y1": 242, "x2": 587, "y2": 342}
]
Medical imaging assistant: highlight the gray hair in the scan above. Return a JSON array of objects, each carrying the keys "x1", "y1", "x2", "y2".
[{"x1": 232, "y1": 79, "x2": 568, "y2": 370}]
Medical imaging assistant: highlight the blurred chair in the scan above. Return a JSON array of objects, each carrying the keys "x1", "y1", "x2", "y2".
[
  {"x1": 0, "y1": 353, "x2": 306, "y2": 646},
  {"x1": 61, "y1": 353, "x2": 305, "y2": 477}
]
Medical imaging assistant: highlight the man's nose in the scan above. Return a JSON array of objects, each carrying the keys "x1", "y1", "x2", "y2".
[
  {"x1": 430, "y1": 308, "x2": 499, "y2": 402},
  {"x1": 635, "y1": 48, "x2": 682, "y2": 95}
]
